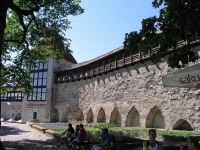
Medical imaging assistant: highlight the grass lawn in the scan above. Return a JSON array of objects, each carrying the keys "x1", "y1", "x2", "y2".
[
  {"x1": 34, "y1": 122, "x2": 200, "y2": 144},
  {"x1": 31, "y1": 122, "x2": 200, "y2": 150},
  {"x1": 35, "y1": 122, "x2": 200, "y2": 136}
]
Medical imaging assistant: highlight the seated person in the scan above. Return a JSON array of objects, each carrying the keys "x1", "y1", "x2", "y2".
[
  {"x1": 98, "y1": 130, "x2": 106, "y2": 144},
  {"x1": 179, "y1": 136, "x2": 199, "y2": 150},
  {"x1": 68, "y1": 124, "x2": 80, "y2": 142},
  {"x1": 71, "y1": 124, "x2": 86, "y2": 150},
  {"x1": 57, "y1": 123, "x2": 74, "y2": 146},
  {"x1": 143, "y1": 129, "x2": 163, "y2": 150},
  {"x1": 92, "y1": 128, "x2": 116, "y2": 150}
]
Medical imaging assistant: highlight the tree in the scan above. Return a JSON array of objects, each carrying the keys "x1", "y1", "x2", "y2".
[
  {"x1": 0, "y1": 0, "x2": 84, "y2": 93},
  {"x1": 124, "y1": 0, "x2": 200, "y2": 68}
]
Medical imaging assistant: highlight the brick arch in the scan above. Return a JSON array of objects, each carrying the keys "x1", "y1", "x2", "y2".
[
  {"x1": 61, "y1": 109, "x2": 71, "y2": 122},
  {"x1": 97, "y1": 107, "x2": 106, "y2": 123},
  {"x1": 50, "y1": 109, "x2": 59, "y2": 122},
  {"x1": 172, "y1": 119, "x2": 193, "y2": 131},
  {"x1": 145, "y1": 106, "x2": 165, "y2": 129},
  {"x1": 86, "y1": 108, "x2": 94, "y2": 123},
  {"x1": 74, "y1": 109, "x2": 84, "y2": 121},
  {"x1": 110, "y1": 107, "x2": 121, "y2": 125},
  {"x1": 125, "y1": 106, "x2": 140, "y2": 127}
]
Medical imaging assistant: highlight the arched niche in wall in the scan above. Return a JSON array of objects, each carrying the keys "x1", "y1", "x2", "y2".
[
  {"x1": 61, "y1": 109, "x2": 71, "y2": 122},
  {"x1": 145, "y1": 106, "x2": 165, "y2": 129},
  {"x1": 97, "y1": 107, "x2": 106, "y2": 123},
  {"x1": 125, "y1": 106, "x2": 140, "y2": 127},
  {"x1": 74, "y1": 109, "x2": 84, "y2": 121},
  {"x1": 50, "y1": 109, "x2": 59, "y2": 122},
  {"x1": 110, "y1": 107, "x2": 121, "y2": 125},
  {"x1": 172, "y1": 119, "x2": 193, "y2": 131},
  {"x1": 15, "y1": 112, "x2": 22, "y2": 121},
  {"x1": 86, "y1": 108, "x2": 94, "y2": 123}
]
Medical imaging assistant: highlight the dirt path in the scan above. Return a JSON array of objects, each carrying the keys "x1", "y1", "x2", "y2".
[{"x1": 0, "y1": 122, "x2": 65, "y2": 150}]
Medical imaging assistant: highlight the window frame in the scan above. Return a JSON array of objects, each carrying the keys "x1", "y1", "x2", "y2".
[{"x1": 27, "y1": 60, "x2": 48, "y2": 101}]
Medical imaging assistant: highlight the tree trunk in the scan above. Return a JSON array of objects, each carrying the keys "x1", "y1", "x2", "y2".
[
  {"x1": 0, "y1": 0, "x2": 9, "y2": 130},
  {"x1": 0, "y1": 0, "x2": 8, "y2": 60}
]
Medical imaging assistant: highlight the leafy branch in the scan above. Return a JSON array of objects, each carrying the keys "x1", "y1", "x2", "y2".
[{"x1": 124, "y1": 0, "x2": 200, "y2": 68}]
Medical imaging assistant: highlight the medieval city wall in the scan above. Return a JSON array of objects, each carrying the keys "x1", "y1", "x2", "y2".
[{"x1": 53, "y1": 45, "x2": 200, "y2": 131}]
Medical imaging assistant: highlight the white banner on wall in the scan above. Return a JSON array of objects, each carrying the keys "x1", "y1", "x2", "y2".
[
  {"x1": 162, "y1": 63, "x2": 200, "y2": 88},
  {"x1": 6, "y1": 102, "x2": 11, "y2": 105}
]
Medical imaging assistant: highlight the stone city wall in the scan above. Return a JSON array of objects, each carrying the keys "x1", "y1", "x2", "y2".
[{"x1": 53, "y1": 46, "x2": 200, "y2": 131}]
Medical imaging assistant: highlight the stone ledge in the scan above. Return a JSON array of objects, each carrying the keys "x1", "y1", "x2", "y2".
[
  {"x1": 31, "y1": 124, "x2": 47, "y2": 133},
  {"x1": 45, "y1": 129, "x2": 61, "y2": 138},
  {"x1": 29, "y1": 124, "x2": 62, "y2": 143},
  {"x1": 28, "y1": 123, "x2": 33, "y2": 127},
  {"x1": 117, "y1": 142, "x2": 143, "y2": 149}
]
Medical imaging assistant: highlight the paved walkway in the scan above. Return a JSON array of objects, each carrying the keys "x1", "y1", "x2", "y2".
[
  {"x1": 0, "y1": 122, "x2": 142, "y2": 150},
  {"x1": 0, "y1": 122, "x2": 65, "y2": 150}
]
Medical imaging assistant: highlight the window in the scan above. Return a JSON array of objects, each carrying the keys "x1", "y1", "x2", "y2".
[
  {"x1": 0, "y1": 92, "x2": 23, "y2": 101},
  {"x1": 28, "y1": 60, "x2": 48, "y2": 101}
]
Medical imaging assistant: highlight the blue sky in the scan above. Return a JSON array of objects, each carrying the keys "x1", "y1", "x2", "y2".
[{"x1": 67, "y1": 0, "x2": 161, "y2": 63}]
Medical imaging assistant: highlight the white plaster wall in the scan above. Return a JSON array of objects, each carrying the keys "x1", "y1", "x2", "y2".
[{"x1": 1, "y1": 102, "x2": 22, "y2": 119}]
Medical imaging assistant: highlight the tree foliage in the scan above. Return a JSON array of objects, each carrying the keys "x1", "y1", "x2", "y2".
[
  {"x1": 0, "y1": 0, "x2": 84, "y2": 93},
  {"x1": 124, "y1": 0, "x2": 200, "y2": 68}
]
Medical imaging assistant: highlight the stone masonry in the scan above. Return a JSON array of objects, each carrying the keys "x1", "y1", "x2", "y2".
[{"x1": 53, "y1": 45, "x2": 200, "y2": 131}]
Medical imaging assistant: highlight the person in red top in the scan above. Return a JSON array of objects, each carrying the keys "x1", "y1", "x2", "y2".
[
  {"x1": 78, "y1": 124, "x2": 86, "y2": 142},
  {"x1": 70, "y1": 124, "x2": 87, "y2": 150}
]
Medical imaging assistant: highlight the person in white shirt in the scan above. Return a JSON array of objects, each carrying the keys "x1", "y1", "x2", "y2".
[{"x1": 143, "y1": 129, "x2": 163, "y2": 150}]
